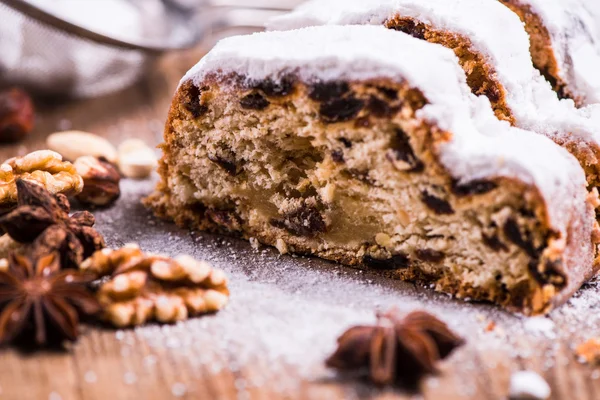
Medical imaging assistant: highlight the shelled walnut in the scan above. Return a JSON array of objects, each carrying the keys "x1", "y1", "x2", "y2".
[
  {"x1": 74, "y1": 156, "x2": 121, "y2": 207},
  {"x1": 81, "y1": 244, "x2": 229, "y2": 327},
  {"x1": 0, "y1": 150, "x2": 83, "y2": 205}
]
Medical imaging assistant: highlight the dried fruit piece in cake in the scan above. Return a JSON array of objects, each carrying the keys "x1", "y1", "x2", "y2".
[
  {"x1": 499, "y1": 0, "x2": 600, "y2": 106},
  {"x1": 269, "y1": 0, "x2": 600, "y2": 193},
  {"x1": 146, "y1": 26, "x2": 597, "y2": 315}
]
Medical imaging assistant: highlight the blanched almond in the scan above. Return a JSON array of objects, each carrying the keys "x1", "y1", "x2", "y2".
[
  {"x1": 46, "y1": 130, "x2": 118, "y2": 163},
  {"x1": 117, "y1": 139, "x2": 157, "y2": 179}
]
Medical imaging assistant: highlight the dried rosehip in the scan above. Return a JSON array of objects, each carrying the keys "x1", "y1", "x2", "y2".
[{"x1": 0, "y1": 88, "x2": 34, "y2": 143}]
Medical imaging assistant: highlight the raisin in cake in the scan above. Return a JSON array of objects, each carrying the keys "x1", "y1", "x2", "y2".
[
  {"x1": 499, "y1": 0, "x2": 600, "y2": 106},
  {"x1": 269, "y1": 0, "x2": 600, "y2": 192},
  {"x1": 147, "y1": 26, "x2": 597, "y2": 315}
]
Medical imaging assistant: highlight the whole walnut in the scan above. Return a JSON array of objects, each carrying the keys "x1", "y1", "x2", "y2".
[
  {"x1": 0, "y1": 88, "x2": 35, "y2": 143},
  {"x1": 74, "y1": 156, "x2": 121, "y2": 207}
]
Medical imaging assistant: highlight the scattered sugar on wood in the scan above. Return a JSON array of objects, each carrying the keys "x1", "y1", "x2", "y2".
[{"x1": 87, "y1": 178, "x2": 600, "y2": 396}]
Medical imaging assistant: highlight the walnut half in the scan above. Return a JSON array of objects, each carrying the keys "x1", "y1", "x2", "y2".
[
  {"x1": 0, "y1": 150, "x2": 83, "y2": 206},
  {"x1": 74, "y1": 156, "x2": 121, "y2": 207},
  {"x1": 81, "y1": 244, "x2": 230, "y2": 327}
]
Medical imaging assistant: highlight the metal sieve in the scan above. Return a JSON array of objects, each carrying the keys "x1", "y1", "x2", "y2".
[{"x1": 0, "y1": 0, "x2": 300, "y2": 98}]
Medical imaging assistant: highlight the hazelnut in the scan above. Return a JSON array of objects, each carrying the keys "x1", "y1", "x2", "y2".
[
  {"x1": 0, "y1": 88, "x2": 34, "y2": 143},
  {"x1": 74, "y1": 156, "x2": 121, "y2": 207},
  {"x1": 117, "y1": 139, "x2": 157, "y2": 179}
]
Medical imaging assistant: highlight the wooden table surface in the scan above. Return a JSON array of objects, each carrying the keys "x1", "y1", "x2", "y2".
[{"x1": 2, "y1": 45, "x2": 600, "y2": 400}]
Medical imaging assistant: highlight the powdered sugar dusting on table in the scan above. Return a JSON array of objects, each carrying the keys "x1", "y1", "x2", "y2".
[{"x1": 86, "y1": 178, "x2": 600, "y2": 396}]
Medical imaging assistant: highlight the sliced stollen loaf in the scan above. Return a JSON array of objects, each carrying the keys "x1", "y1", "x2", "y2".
[
  {"x1": 268, "y1": 0, "x2": 600, "y2": 191},
  {"x1": 146, "y1": 25, "x2": 598, "y2": 315},
  {"x1": 499, "y1": 0, "x2": 600, "y2": 106}
]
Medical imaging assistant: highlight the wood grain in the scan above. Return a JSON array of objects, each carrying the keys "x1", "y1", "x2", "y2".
[{"x1": 1, "y1": 46, "x2": 599, "y2": 400}]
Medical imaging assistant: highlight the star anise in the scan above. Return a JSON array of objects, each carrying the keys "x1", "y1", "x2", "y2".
[
  {"x1": 0, "y1": 179, "x2": 105, "y2": 269},
  {"x1": 0, "y1": 251, "x2": 100, "y2": 346},
  {"x1": 326, "y1": 309, "x2": 464, "y2": 387}
]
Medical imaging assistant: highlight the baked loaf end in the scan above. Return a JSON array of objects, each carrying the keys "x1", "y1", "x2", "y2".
[
  {"x1": 147, "y1": 26, "x2": 597, "y2": 315},
  {"x1": 499, "y1": 0, "x2": 600, "y2": 107},
  {"x1": 268, "y1": 0, "x2": 600, "y2": 191}
]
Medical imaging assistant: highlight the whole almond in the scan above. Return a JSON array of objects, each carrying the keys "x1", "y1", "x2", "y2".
[
  {"x1": 47, "y1": 130, "x2": 118, "y2": 163},
  {"x1": 118, "y1": 139, "x2": 157, "y2": 179}
]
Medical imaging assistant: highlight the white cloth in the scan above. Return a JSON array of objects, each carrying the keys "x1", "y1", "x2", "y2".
[{"x1": 0, "y1": 0, "x2": 164, "y2": 97}]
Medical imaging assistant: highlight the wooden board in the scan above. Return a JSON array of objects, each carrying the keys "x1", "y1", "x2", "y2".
[{"x1": 1, "y1": 47, "x2": 600, "y2": 400}]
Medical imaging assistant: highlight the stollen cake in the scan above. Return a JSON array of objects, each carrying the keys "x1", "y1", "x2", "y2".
[
  {"x1": 269, "y1": 0, "x2": 600, "y2": 192},
  {"x1": 499, "y1": 0, "x2": 600, "y2": 106},
  {"x1": 147, "y1": 26, "x2": 598, "y2": 315}
]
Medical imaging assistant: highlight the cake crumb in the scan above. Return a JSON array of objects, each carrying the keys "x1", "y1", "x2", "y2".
[
  {"x1": 485, "y1": 320, "x2": 496, "y2": 332},
  {"x1": 576, "y1": 338, "x2": 600, "y2": 364},
  {"x1": 509, "y1": 371, "x2": 550, "y2": 399},
  {"x1": 275, "y1": 239, "x2": 288, "y2": 255},
  {"x1": 249, "y1": 237, "x2": 260, "y2": 250}
]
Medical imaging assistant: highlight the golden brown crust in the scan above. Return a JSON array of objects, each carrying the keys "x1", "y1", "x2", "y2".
[
  {"x1": 384, "y1": 15, "x2": 514, "y2": 124},
  {"x1": 383, "y1": 13, "x2": 600, "y2": 190},
  {"x1": 499, "y1": 0, "x2": 580, "y2": 105}
]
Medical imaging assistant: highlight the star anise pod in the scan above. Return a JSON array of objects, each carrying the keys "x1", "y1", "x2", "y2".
[
  {"x1": 326, "y1": 309, "x2": 464, "y2": 387},
  {"x1": 0, "y1": 179, "x2": 105, "y2": 269},
  {"x1": 0, "y1": 251, "x2": 100, "y2": 346}
]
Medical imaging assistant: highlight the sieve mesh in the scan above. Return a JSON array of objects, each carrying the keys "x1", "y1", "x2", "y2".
[{"x1": 0, "y1": 2, "x2": 155, "y2": 98}]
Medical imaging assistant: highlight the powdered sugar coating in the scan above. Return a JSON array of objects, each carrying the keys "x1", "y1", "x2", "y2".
[
  {"x1": 268, "y1": 0, "x2": 600, "y2": 167},
  {"x1": 182, "y1": 25, "x2": 592, "y2": 257},
  {"x1": 515, "y1": 0, "x2": 600, "y2": 106}
]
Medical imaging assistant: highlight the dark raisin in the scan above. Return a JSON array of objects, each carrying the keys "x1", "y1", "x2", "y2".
[
  {"x1": 354, "y1": 116, "x2": 371, "y2": 128},
  {"x1": 206, "y1": 209, "x2": 243, "y2": 232},
  {"x1": 270, "y1": 206, "x2": 327, "y2": 237},
  {"x1": 363, "y1": 253, "x2": 410, "y2": 270},
  {"x1": 421, "y1": 191, "x2": 454, "y2": 215},
  {"x1": 254, "y1": 76, "x2": 295, "y2": 97},
  {"x1": 482, "y1": 234, "x2": 508, "y2": 252},
  {"x1": 319, "y1": 97, "x2": 365, "y2": 123},
  {"x1": 503, "y1": 218, "x2": 536, "y2": 257},
  {"x1": 240, "y1": 92, "x2": 270, "y2": 110},
  {"x1": 366, "y1": 96, "x2": 397, "y2": 118},
  {"x1": 528, "y1": 258, "x2": 566, "y2": 286},
  {"x1": 387, "y1": 128, "x2": 424, "y2": 172},
  {"x1": 367, "y1": 96, "x2": 392, "y2": 118},
  {"x1": 389, "y1": 19, "x2": 427, "y2": 40},
  {"x1": 405, "y1": 89, "x2": 427, "y2": 110},
  {"x1": 208, "y1": 154, "x2": 240, "y2": 176},
  {"x1": 377, "y1": 87, "x2": 398, "y2": 100},
  {"x1": 452, "y1": 179, "x2": 498, "y2": 196},
  {"x1": 519, "y1": 207, "x2": 536, "y2": 218},
  {"x1": 483, "y1": 84, "x2": 501, "y2": 103},
  {"x1": 308, "y1": 81, "x2": 350, "y2": 102},
  {"x1": 190, "y1": 202, "x2": 207, "y2": 215},
  {"x1": 339, "y1": 138, "x2": 352, "y2": 148},
  {"x1": 331, "y1": 150, "x2": 344, "y2": 163},
  {"x1": 183, "y1": 85, "x2": 208, "y2": 118},
  {"x1": 415, "y1": 249, "x2": 445, "y2": 263},
  {"x1": 540, "y1": 259, "x2": 566, "y2": 286}
]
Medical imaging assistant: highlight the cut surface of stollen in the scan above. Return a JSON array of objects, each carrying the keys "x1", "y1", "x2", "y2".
[{"x1": 146, "y1": 25, "x2": 598, "y2": 315}]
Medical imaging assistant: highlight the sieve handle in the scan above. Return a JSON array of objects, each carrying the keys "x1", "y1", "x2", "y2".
[{"x1": 165, "y1": 0, "x2": 302, "y2": 12}]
